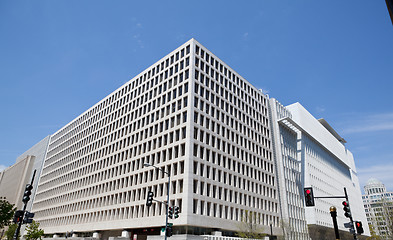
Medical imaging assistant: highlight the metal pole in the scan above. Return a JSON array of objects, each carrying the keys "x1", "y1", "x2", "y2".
[
  {"x1": 164, "y1": 173, "x2": 170, "y2": 240},
  {"x1": 344, "y1": 187, "x2": 358, "y2": 240},
  {"x1": 330, "y1": 206, "x2": 340, "y2": 240},
  {"x1": 270, "y1": 224, "x2": 272, "y2": 236},
  {"x1": 13, "y1": 203, "x2": 27, "y2": 240},
  {"x1": 144, "y1": 163, "x2": 171, "y2": 239},
  {"x1": 13, "y1": 170, "x2": 36, "y2": 240}
]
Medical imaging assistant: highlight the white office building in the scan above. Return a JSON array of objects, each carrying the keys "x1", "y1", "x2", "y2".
[
  {"x1": 269, "y1": 99, "x2": 309, "y2": 240},
  {"x1": 363, "y1": 178, "x2": 393, "y2": 238},
  {"x1": 269, "y1": 100, "x2": 369, "y2": 239},
  {"x1": 2, "y1": 38, "x2": 365, "y2": 240},
  {"x1": 32, "y1": 39, "x2": 280, "y2": 239}
]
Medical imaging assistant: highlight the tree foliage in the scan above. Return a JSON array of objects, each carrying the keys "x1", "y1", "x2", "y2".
[
  {"x1": 5, "y1": 223, "x2": 19, "y2": 240},
  {"x1": 280, "y1": 219, "x2": 306, "y2": 240},
  {"x1": 236, "y1": 210, "x2": 267, "y2": 239},
  {"x1": 25, "y1": 221, "x2": 44, "y2": 240},
  {"x1": 385, "y1": 201, "x2": 393, "y2": 238},
  {"x1": 0, "y1": 197, "x2": 16, "y2": 229},
  {"x1": 367, "y1": 224, "x2": 382, "y2": 240}
]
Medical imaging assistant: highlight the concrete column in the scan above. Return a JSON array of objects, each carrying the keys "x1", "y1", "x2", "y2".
[
  {"x1": 121, "y1": 230, "x2": 130, "y2": 238},
  {"x1": 93, "y1": 232, "x2": 101, "y2": 239}
]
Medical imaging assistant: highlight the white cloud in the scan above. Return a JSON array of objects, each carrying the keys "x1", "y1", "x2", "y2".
[
  {"x1": 132, "y1": 34, "x2": 144, "y2": 50},
  {"x1": 316, "y1": 106, "x2": 325, "y2": 113},
  {"x1": 357, "y1": 164, "x2": 393, "y2": 192},
  {"x1": 261, "y1": 89, "x2": 269, "y2": 95},
  {"x1": 255, "y1": 87, "x2": 269, "y2": 95},
  {"x1": 342, "y1": 112, "x2": 393, "y2": 134},
  {"x1": 175, "y1": 33, "x2": 186, "y2": 42}
]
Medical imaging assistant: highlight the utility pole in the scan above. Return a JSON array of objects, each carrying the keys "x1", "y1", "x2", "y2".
[
  {"x1": 144, "y1": 163, "x2": 171, "y2": 239},
  {"x1": 304, "y1": 187, "x2": 359, "y2": 239},
  {"x1": 13, "y1": 170, "x2": 36, "y2": 240},
  {"x1": 344, "y1": 187, "x2": 358, "y2": 240}
]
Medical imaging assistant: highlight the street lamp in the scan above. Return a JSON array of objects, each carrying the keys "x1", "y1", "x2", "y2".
[{"x1": 144, "y1": 162, "x2": 171, "y2": 239}]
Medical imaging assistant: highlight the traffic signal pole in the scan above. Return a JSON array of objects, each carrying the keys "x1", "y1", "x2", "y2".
[
  {"x1": 13, "y1": 170, "x2": 36, "y2": 240},
  {"x1": 164, "y1": 174, "x2": 170, "y2": 240},
  {"x1": 143, "y1": 163, "x2": 172, "y2": 238},
  {"x1": 305, "y1": 187, "x2": 359, "y2": 240},
  {"x1": 344, "y1": 187, "x2": 358, "y2": 240}
]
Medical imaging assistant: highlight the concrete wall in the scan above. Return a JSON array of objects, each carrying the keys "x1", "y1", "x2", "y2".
[
  {"x1": 286, "y1": 103, "x2": 369, "y2": 236},
  {"x1": 0, "y1": 155, "x2": 34, "y2": 209}
]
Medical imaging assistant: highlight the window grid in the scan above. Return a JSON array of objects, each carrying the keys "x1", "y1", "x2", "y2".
[{"x1": 34, "y1": 44, "x2": 191, "y2": 227}]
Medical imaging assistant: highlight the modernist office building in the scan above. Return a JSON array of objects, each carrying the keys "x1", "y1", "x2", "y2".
[
  {"x1": 269, "y1": 100, "x2": 309, "y2": 240},
  {"x1": 0, "y1": 38, "x2": 366, "y2": 240},
  {"x1": 363, "y1": 178, "x2": 393, "y2": 238},
  {"x1": 269, "y1": 101, "x2": 370, "y2": 239},
  {"x1": 32, "y1": 39, "x2": 280, "y2": 239}
]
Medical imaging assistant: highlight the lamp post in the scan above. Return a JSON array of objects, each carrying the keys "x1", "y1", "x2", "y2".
[
  {"x1": 330, "y1": 206, "x2": 340, "y2": 240},
  {"x1": 270, "y1": 223, "x2": 273, "y2": 239},
  {"x1": 144, "y1": 163, "x2": 171, "y2": 239},
  {"x1": 270, "y1": 223, "x2": 273, "y2": 236}
]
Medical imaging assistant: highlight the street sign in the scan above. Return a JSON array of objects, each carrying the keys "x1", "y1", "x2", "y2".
[{"x1": 344, "y1": 222, "x2": 353, "y2": 228}]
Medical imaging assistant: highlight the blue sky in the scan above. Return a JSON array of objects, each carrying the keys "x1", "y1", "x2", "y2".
[{"x1": 1, "y1": 1, "x2": 392, "y2": 191}]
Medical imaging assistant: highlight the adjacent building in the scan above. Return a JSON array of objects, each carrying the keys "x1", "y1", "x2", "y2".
[
  {"x1": 269, "y1": 99, "x2": 309, "y2": 240},
  {"x1": 363, "y1": 178, "x2": 393, "y2": 238},
  {"x1": 269, "y1": 100, "x2": 370, "y2": 239},
  {"x1": 0, "y1": 136, "x2": 50, "y2": 236},
  {"x1": 0, "y1": 136, "x2": 50, "y2": 211}
]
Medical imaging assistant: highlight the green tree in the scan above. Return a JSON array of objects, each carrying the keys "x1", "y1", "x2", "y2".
[
  {"x1": 367, "y1": 224, "x2": 382, "y2": 240},
  {"x1": 236, "y1": 210, "x2": 267, "y2": 239},
  {"x1": 383, "y1": 200, "x2": 393, "y2": 239},
  {"x1": 0, "y1": 197, "x2": 16, "y2": 229},
  {"x1": 5, "y1": 224, "x2": 19, "y2": 240},
  {"x1": 25, "y1": 221, "x2": 44, "y2": 240}
]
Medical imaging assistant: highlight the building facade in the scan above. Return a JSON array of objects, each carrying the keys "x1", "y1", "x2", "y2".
[
  {"x1": 269, "y1": 99, "x2": 309, "y2": 240},
  {"x1": 0, "y1": 136, "x2": 50, "y2": 236},
  {"x1": 0, "y1": 39, "x2": 368, "y2": 240},
  {"x1": 0, "y1": 136, "x2": 50, "y2": 211},
  {"x1": 269, "y1": 100, "x2": 370, "y2": 239},
  {"x1": 363, "y1": 178, "x2": 393, "y2": 238},
  {"x1": 32, "y1": 39, "x2": 280, "y2": 239}
]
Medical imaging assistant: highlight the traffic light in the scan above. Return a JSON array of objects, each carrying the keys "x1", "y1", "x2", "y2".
[
  {"x1": 22, "y1": 184, "x2": 33, "y2": 204},
  {"x1": 166, "y1": 224, "x2": 173, "y2": 237},
  {"x1": 304, "y1": 187, "x2": 315, "y2": 206},
  {"x1": 13, "y1": 210, "x2": 24, "y2": 224},
  {"x1": 355, "y1": 221, "x2": 364, "y2": 234},
  {"x1": 168, "y1": 206, "x2": 173, "y2": 219},
  {"x1": 174, "y1": 206, "x2": 179, "y2": 219},
  {"x1": 342, "y1": 201, "x2": 351, "y2": 218},
  {"x1": 146, "y1": 191, "x2": 154, "y2": 207},
  {"x1": 23, "y1": 211, "x2": 35, "y2": 224}
]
